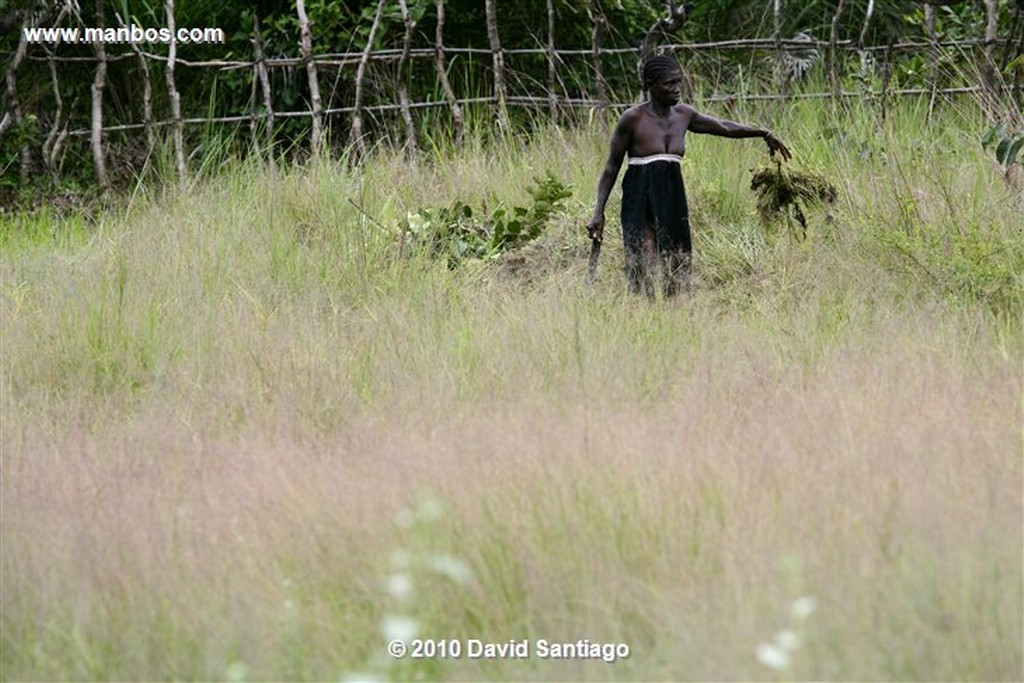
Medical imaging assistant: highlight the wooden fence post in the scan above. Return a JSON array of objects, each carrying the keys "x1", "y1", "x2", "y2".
[
  {"x1": 924, "y1": 3, "x2": 940, "y2": 118},
  {"x1": 91, "y1": 0, "x2": 110, "y2": 190},
  {"x1": 546, "y1": 0, "x2": 558, "y2": 125},
  {"x1": 165, "y1": 0, "x2": 186, "y2": 182},
  {"x1": 828, "y1": 0, "x2": 847, "y2": 105},
  {"x1": 484, "y1": 0, "x2": 509, "y2": 129},
  {"x1": 880, "y1": 39, "x2": 894, "y2": 122},
  {"x1": 434, "y1": 0, "x2": 464, "y2": 146},
  {"x1": 588, "y1": 4, "x2": 608, "y2": 132},
  {"x1": 117, "y1": 12, "x2": 155, "y2": 150},
  {"x1": 253, "y1": 14, "x2": 275, "y2": 169},
  {"x1": 397, "y1": 0, "x2": 419, "y2": 156},
  {"x1": 857, "y1": 0, "x2": 875, "y2": 63},
  {"x1": 772, "y1": 0, "x2": 786, "y2": 99},
  {"x1": 981, "y1": 0, "x2": 1000, "y2": 104},
  {"x1": 352, "y1": 0, "x2": 386, "y2": 158},
  {"x1": 296, "y1": 0, "x2": 325, "y2": 155}
]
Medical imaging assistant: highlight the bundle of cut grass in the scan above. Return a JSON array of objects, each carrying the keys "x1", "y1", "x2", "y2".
[{"x1": 750, "y1": 162, "x2": 838, "y2": 238}]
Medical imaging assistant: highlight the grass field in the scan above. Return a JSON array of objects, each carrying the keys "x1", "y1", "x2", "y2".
[{"x1": 2, "y1": 97, "x2": 1022, "y2": 681}]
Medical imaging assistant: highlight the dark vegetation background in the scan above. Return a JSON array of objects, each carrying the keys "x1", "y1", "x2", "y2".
[{"x1": 1, "y1": 0, "x2": 1022, "y2": 205}]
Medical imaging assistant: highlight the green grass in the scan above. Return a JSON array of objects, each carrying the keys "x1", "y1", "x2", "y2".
[{"x1": 1, "y1": 97, "x2": 1021, "y2": 681}]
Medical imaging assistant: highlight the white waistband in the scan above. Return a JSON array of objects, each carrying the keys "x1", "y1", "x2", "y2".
[{"x1": 628, "y1": 153, "x2": 682, "y2": 165}]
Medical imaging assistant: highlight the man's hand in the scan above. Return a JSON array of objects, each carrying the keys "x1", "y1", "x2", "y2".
[
  {"x1": 764, "y1": 132, "x2": 792, "y2": 162},
  {"x1": 587, "y1": 215, "x2": 605, "y2": 243}
]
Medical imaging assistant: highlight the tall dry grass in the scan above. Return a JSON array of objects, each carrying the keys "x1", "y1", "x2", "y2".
[{"x1": 2, "y1": 97, "x2": 1021, "y2": 680}]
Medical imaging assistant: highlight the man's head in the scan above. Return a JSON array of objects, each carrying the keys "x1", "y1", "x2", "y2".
[
  {"x1": 642, "y1": 55, "x2": 682, "y2": 103},
  {"x1": 642, "y1": 55, "x2": 681, "y2": 89}
]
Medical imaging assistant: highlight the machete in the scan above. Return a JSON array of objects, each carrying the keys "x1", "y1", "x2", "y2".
[{"x1": 585, "y1": 237, "x2": 601, "y2": 287}]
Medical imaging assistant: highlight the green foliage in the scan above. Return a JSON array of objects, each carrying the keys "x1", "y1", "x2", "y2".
[
  {"x1": 878, "y1": 217, "x2": 1023, "y2": 319},
  {"x1": 401, "y1": 171, "x2": 572, "y2": 267},
  {"x1": 982, "y1": 124, "x2": 1024, "y2": 170}
]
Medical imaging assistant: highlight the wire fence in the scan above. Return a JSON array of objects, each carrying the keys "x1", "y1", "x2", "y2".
[{"x1": 3, "y1": 1, "x2": 1021, "y2": 189}]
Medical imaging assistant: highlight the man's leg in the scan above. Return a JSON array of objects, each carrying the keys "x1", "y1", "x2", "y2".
[
  {"x1": 623, "y1": 221, "x2": 645, "y2": 294},
  {"x1": 640, "y1": 225, "x2": 659, "y2": 298},
  {"x1": 664, "y1": 248, "x2": 692, "y2": 296}
]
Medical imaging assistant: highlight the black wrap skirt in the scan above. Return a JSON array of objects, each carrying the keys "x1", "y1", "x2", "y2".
[{"x1": 620, "y1": 154, "x2": 691, "y2": 256}]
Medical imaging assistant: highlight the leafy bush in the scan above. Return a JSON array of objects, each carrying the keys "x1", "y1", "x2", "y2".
[
  {"x1": 878, "y1": 218, "x2": 1023, "y2": 319},
  {"x1": 400, "y1": 171, "x2": 573, "y2": 267}
]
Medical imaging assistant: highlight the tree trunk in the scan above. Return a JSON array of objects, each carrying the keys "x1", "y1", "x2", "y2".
[
  {"x1": 296, "y1": 0, "x2": 324, "y2": 155},
  {"x1": 352, "y1": 0, "x2": 386, "y2": 157},
  {"x1": 397, "y1": 0, "x2": 419, "y2": 157},
  {"x1": 638, "y1": 2, "x2": 691, "y2": 99},
  {"x1": 1013, "y1": 3, "x2": 1024, "y2": 106},
  {"x1": 981, "y1": 0, "x2": 1000, "y2": 102},
  {"x1": 828, "y1": 0, "x2": 847, "y2": 104},
  {"x1": 117, "y1": 12, "x2": 154, "y2": 150},
  {"x1": 858, "y1": 0, "x2": 875, "y2": 48},
  {"x1": 91, "y1": 0, "x2": 110, "y2": 190},
  {"x1": 546, "y1": 0, "x2": 558, "y2": 125},
  {"x1": 434, "y1": 0, "x2": 464, "y2": 147},
  {"x1": 773, "y1": 0, "x2": 785, "y2": 98},
  {"x1": 588, "y1": 3, "x2": 608, "y2": 132},
  {"x1": 857, "y1": 0, "x2": 876, "y2": 98},
  {"x1": 924, "y1": 3, "x2": 939, "y2": 118},
  {"x1": 253, "y1": 14, "x2": 275, "y2": 170},
  {"x1": 1001, "y1": 1, "x2": 1022, "y2": 73},
  {"x1": 165, "y1": 0, "x2": 186, "y2": 182},
  {"x1": 42, "y1": 41, "x2": 67, "y2": 185},
  {"x1": 880, "y1": 39, "x2": 893, "y2": 123},
  {"x1": 484, "y1": 0, "x2": 508, "y2": 129},
  {"x1": 1, "y1": 9, "x2": 29, "y2": 167},
  {"x1": 639, "y1": 1, "x2": 690, "y2": 62}
]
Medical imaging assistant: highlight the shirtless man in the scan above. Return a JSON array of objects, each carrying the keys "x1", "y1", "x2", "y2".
[{"x1": 587, "y1": 55, "x2": 791, "y2": 296}]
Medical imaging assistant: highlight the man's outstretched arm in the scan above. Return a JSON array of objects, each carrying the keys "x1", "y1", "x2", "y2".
[{"x1": 687, "y1": 109, "x2": 791, "y2": 161}]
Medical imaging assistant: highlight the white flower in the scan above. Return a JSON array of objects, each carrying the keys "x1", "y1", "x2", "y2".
[
  {"x1": 429, "y1": 554, "x2": 473, "y2": 584},
  {"x1": 756, "y1": 643, "x2": 792, "y2": 670},
  {"x1": 386, "y1": 573, "x2": 414, "y2": 599},
  {"x1": 381, "y1": 615, "x2": 418, "y2": 642},
  {"x1": 775, "y1": 629, "x2": 801, "y2": 651},
  {"x1": 791, "y1": 596, "x2": 818, "y2": 620}
]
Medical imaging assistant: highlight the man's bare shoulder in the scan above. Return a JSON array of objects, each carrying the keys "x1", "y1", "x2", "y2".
[
  {"x1": 617, "y1": 105, "x2": 646, "y2": 124},
  {"x1": 674, "y1": 103, "x2": 698, "y2": 117}
]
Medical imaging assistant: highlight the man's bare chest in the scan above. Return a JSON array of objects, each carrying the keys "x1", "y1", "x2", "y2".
[{"x1": 631, "y1": 111, "x2": 691, "y2": 157}]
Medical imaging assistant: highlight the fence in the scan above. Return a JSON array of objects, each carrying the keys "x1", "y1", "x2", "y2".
[{"x1": 3, "y1": 0, "x2": 1022, "y2": 190}]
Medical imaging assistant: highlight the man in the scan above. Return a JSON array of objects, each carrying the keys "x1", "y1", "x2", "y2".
[{"x1": 587, "y1": 55, "x2": 791, "y2": 296}]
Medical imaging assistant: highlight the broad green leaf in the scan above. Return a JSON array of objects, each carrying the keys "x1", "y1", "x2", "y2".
[
  {"x1": 1007, "y1": 137, "x2": 1024, "y2": 167},
  {"x1": 981, "y1": 124, "x2": 1003, "y2": 149},
  {"x1": 995, "y1": 137, "x2": 1011, "y2": 164}
]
